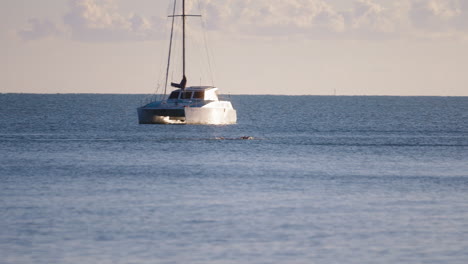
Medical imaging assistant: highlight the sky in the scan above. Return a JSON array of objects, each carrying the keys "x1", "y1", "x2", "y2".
[{"x1": 1, "y1": 0, "x2": 468, "y2": 96}]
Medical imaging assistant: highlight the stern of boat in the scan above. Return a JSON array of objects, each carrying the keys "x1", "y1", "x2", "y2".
[{"x1": 137, "y1": 107, "x2": 186, "y2": 124}]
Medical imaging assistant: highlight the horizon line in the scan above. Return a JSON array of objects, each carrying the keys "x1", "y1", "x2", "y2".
[{"x1": 2, "y1": 92, "x2": 467, "y2": 97}]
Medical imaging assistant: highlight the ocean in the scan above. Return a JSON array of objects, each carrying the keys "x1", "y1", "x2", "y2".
[{"x1": 1, "y1": 94, "x2": 467, "y2": 264}]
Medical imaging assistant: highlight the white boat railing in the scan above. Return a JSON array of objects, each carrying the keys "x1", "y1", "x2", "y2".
[{"x1": 140, "y1": 94, "x2": 166, "y2": 106}]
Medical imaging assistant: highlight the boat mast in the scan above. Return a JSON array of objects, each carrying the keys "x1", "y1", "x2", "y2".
[
  {"x1": 182, "y1": 0, "x2": 186, "y2": 82},
  {"x1": 170, "y1": 0, "x2": 199, "y2": 90},
  {"x1": 164, "y1": 0, "x2": 177, "y2": 97}
]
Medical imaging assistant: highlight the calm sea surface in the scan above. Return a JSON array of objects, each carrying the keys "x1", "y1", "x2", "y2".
[{"x1": 1, "y1": 94, "x2": 468, "y2": 264}]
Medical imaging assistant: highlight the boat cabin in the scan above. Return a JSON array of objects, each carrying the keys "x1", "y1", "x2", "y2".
[{"x1": 168, "y1": 86, "x2": 219, "y2": 101}]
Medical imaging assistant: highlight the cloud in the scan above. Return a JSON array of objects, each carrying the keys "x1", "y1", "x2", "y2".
[
  {"x1": 408, "y1": 0, "x2": 468, "y2": 39},
  {"x1": 410, "y1": 0, "x2": 461, "y2": 29},
  {"x1": 199, "y1": 0, "x2": 408, "y2": 39},
  {"x1": 63, "y1": 0, "x2": 165, "y2": 41},
  {"x1": 16, "y1": 0, "x2": 468, "y2": 42},
  {"x1": 200, "y1": 0, "x2": 346, "y2": 36},
  {"x1": 199, "y1": 0, "x2": 468, "y2": 39},
  {"x1": 16, "y1": 0, "x2": 166, "y2": 42},
  {"x1": 350, "y1": 0, "x2": 393, "y2": 32},
  {"x1": 18, "y1": 18, "x2": 62, "y2": 40}
]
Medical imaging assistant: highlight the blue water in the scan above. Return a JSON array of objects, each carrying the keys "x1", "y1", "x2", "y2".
[{"x1": 1, "y1": 94, "x2": 468, "y2": 264}]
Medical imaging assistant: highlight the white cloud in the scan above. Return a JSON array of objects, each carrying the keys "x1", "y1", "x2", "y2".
[
  {"x1": 200, "y1": 0, "x2": 346, "y2": 36},
  {"x1": 200, "y1": 0, "x2": 468, "y2": 39},
  {"x1": 410, "y1": 0, "x2": 461, "y2": 29},
  {"x1": 351, "y1": 0, "x2": 393, "y2": 32},
  {"x1": 63, "y1": 0, "x2": 166, "y2": 41},
  {"x1": 16, "y1": 0, "x2": 468, "y2": 41},
  {"x1": 427, "y1": 0, "x2": 461, "y2": 19},
  {"x1": 199, "y1": 0, "x2": 407, "y2": 39},
  {"x1": 408, "y1": 0, "x2": 468, "y2": 39},
  {"x1": 18, "y1": 18, "x2": 62, "y2": 40},
  {"x1": 17, "y1": 0, "x2": 166, "y2": 42}
]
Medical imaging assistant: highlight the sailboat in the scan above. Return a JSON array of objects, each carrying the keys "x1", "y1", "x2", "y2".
[{"x1": 137, "y1": 0, "x2": 237, "y2": 125}]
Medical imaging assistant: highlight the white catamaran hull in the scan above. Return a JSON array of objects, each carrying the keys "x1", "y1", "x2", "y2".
[
  {"x1": 138, "y1": 105, "x2": 236, "y2": 125},
  {"x1": 185, "y1": 107, "x2": 236, "y2": 125}
]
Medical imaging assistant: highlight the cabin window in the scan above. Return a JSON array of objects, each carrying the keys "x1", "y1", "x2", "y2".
[
  {"x1": 182, "y1": 91, "x2": 193, "y2": 99},
  {"x1": 169, "y1": 91, "x2": 180, "y2": 99},
  {"x1": 193, "y1": 91, "x2": 205, "y2": 99}
]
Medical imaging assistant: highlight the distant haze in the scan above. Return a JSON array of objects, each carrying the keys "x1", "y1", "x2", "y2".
[{"x1": 2, "y1": 0, "x2": 468, "y2": 96}]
